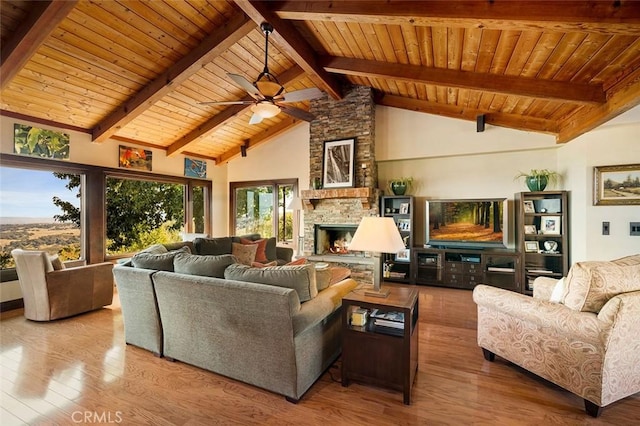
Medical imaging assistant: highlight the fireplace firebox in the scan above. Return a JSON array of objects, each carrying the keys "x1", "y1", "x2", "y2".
[{"x1": 314, "y1": 224, "x2": 359, "y2": 255}]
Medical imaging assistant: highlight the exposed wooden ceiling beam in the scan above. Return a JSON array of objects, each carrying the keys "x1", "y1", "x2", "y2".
[
  {"x1": 166, "y1": 65, "x2": 306, "y2": 157},
  {"x1": 234, "y1": 0, "x2": 343, "y2": 100},
  {"x1": 0, "y1": 0, "x2": 78, "y2": 91},
  {"x1": 273, "y1": 1, "x2": 640, "y2": 35},
  {"x1": 215, "y1": 116, "x2": 304, "y2": 164},
  {"x1": 91, "y1": 13, "x2": 255, "y2": 143},
  {"x1": 321, "y1": 56, "x2": 605, "y2": 105},
  {"x1": 556, "y1": 64, "x2": 640, "y2": 143},
  {"x1": 378, "y1": 94, "x2": 559, "y2": 135}
]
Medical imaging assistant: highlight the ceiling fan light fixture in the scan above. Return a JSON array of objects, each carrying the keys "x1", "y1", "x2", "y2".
[
  {"x1": 251, "y1": 101, "x2": 280, "y2": 118},
  {"x1": 255, "y1": 78, "x2": 282, "y2": 98}
]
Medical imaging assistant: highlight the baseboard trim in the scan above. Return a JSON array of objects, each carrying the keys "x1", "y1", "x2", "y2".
[{"x1": 0, "y1": 298, "x2": 24, "y2": 312}]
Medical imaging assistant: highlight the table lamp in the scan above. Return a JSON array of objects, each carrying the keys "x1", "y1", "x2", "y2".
[{"x1": 348, "y1": 216, "x2": 406, "y2": 298}]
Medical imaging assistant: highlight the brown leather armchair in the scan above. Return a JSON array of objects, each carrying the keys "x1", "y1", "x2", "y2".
[{"x1": 11, "y1": 249, "x2": 114, "y2": 321}]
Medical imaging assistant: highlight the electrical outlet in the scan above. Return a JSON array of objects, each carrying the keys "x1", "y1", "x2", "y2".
[
  {"x1": 631, "y1": 222, "x2": 640, "y2": 236},
  {"x1": 602, "y1": 221, "x2": 610, "y2": 235}
]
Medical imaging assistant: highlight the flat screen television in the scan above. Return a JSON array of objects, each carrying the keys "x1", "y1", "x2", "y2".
[{"x1": 425, "y1": 198, "x2": 507, "y2": 249}]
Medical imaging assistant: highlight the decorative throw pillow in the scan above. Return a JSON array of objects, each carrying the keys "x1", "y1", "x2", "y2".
[
  {"x1": 194, "y1": 237, "x2": 232, "y2": 255},
  {"x1": 173, "y1": 253, "x2": 236, "y2": 278},
  {"x1": 132, "y1": 246, "x2": 190, "y2": 271},
  {"x1": 562, "y1": 261, "x2": 640, "y2": 312},
  {"x1": 49, "y1": 255, "x2": 66, "y2": 271},
  {"x1": 224, "y1": 263, "x2": 318, "y2": 302},
  {"x1": 140, "y1": 243, "x2": 168, "y2": 254},
  {"x1": 549, "y1": 277, "x2": 565, "y2": 304},
  {"x1": 315, "y1": 268, "x2": 332, "y2": 291},
  {"x1": 232, "y1": 242, "x2": 258, "y2": 266},
  {"x1": 240, "y1": 238, "x2": 268, "y2": 263},
  {"x1": 264, "y1": 237, "x2": 277, "y2": 262}
]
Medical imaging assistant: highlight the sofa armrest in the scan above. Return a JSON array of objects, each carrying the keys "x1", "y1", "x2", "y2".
[
  {"x1": 292, "y1": 278, "x2": 358, "y2": 336},
  {"x1": 276, "y1": 246, "x2": 293, "y2": 263},
  {"x1": 473, "y1": 284, "x2": 605, "y2": 345},
  {"x1": 533, "y1": 276, "x2": 558, "y2": 300}
]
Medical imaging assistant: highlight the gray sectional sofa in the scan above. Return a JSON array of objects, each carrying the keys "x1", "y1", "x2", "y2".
[{"x1": 113, "y1": 237, "x2": 357, "y2": 402}]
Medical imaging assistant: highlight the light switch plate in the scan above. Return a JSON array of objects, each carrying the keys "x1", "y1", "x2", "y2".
[
  {"x1": 631, "y1": 222, "x2": 640, "y2": 236},
  {"x1": 602, "y1": 221, "x2": 610, "y2": 235}
]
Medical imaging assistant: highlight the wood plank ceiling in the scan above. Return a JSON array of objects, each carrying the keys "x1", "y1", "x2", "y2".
[{"x1": 1, "y1": 1, "x2": 640, "y2": 165}]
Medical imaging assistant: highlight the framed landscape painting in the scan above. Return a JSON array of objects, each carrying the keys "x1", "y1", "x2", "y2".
[
  {"x1": 593, "y1": 163, "x2": 640, "y2": 205},
  {"x1": 322, "y1": 138, "x2": 355, "y2": 188}
]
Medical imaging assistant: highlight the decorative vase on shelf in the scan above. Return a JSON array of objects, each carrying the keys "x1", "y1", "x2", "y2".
[
  {"x1": 312, "y1": 177, "x2": 322, "y2": 190},
  {"x1": 515, "y1": 169, "x2": 560, "y2": 192},
  {"x1": 391, "y1": 181, "x2": 407, "y2": 195},
  {"x1": 389, "y1": 177, "x2": 413, "y2": 195},
  {"x1": 526, "y1": 175, "x2": 548, "y2": 191}
]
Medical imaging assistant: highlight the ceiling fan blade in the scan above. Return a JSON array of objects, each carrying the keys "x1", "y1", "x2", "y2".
[
  {"x1": 249, "y1": 113, "x2": 264, "y2": 125},
  {"x1": 281, "y1": 87, "x2": 323, "y2": 103},
  {"x1": 279, "y1": 104, "x2": 316, "y2": 122},
  {"x1": 199, "y1": 100, "x2": 254, "y2": 105},
  {"x1": 228, "y1": 73, "x2": 263, "y2": 100}
]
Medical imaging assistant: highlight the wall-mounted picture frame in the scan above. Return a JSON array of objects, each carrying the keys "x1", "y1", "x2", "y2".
[
  {"x1": 119, "y1": 145, "x2": 152, "y2": 171},
  {"x1": 13, "y1": 123, "x2": 70, "y2": 159},
  {"x1": 524, "y1": 225, "x2": 537, "y2": 234},
  {"x1": 185, "y1": 158, "x2": 207, "y2": 178},
  {"x1": 541, "y1": 216, "x2": 561, "y2": 234},
  {"x1": 395, "y1": 249, "x2": 410, "y2": 262},
  {"x1": 322, "y1": 137, "x2": 355, "y2": 188},
  {"x1": 593, "y1": 163, "x2": 640, "y2": 205},
  {"x1": 399, "y1": 202, "x2": 409, "y2": 214},
  {"x1": 525, "y1": 241, "x2": 539, "y2": 252},
  {"x1": 523, "y1": 200, "x2": 536, "y2": 213}
]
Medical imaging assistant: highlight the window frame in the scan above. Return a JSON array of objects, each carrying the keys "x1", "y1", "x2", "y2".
[
  {"x1": 0, "y1": 153, "x2": 212, "y2": 269},
  {"x1": 229, "y1": 179, "x2": 298, "y2": 243}
]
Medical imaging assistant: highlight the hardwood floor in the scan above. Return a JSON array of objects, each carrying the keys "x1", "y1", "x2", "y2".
[{"x1": 1, "y1": 286, "x2": 638, "y2": 425}]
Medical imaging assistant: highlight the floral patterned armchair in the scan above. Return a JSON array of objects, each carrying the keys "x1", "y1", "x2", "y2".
[{"x1": 473, "y1": 254, "x2": 640, "y2": 417}]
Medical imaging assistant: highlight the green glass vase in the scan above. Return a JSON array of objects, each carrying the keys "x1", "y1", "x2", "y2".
[{"x1": 526, "y1": 175, "x2": 548, "y2": 191}]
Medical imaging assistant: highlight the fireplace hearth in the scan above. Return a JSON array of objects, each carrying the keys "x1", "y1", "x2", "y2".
[{"x1": 314, "y1": 224, "x2": 359, "y2": 255}]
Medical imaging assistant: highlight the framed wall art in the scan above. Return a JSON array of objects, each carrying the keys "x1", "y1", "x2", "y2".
[
  {"x1": 593, "y1": 163, "x2": 640, "y2": 205},
  {"x1": 322, "y1": 138, "x2": 355, "y2": 188},
  {"x1": 525, "y1": 241, "x2": 539, "y2": 253},
  {"x1": 13, "y1": 123, "x2": 70, "y2": 159},
  {"x1": 185, "y1": 158, "x2": 207, "y2": 178},
  {"x1": 119, "y1": 145, "x2": 152, "y2": 171}
]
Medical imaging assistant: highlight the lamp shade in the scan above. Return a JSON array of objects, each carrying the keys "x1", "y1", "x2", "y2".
[
  {"x1": 251, "y1": 101, "x2": 280, "y2": 118},
  {"x1": 348, "y1": 217, "x2": 405, "y2": 254}
]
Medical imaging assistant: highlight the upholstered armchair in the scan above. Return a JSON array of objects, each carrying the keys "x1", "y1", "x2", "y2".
[
  {"x1": 473, "y1": 254, "x2": 640, "y2": 417},
  {"x1": 11, "y1": 249, "x2": 114, "y2": 321}
]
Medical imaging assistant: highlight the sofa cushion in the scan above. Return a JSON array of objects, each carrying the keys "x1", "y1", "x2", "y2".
[
  {"x1": 132, "y1": 246, "x2": 189, "y2": 271},
  {"x1": 549, "y1": 277, "x2": 565, "y2": 304},
  {"x1": 232, "y1": 242, "x2": 257, "y2": 265},
  {"x1": 224, "y1": 263, "x2": 318, "y2": 302},
  {"x1": 562, "y1": 259, "x2": 640, "y2": 312},
  {"x1": 163, "y1": 241, "x2": 194, "y2": 253},
  {"x1": 264, "y1": 237, "x2": 277, "y2": 262},
  {"x1": 194, "y1": 237, "x2": 232, "y2": 256},
  {"x1": 173, "y1": 252, "x2": 236, "y2": 278},
  {"x1": 240, "y1": 238, "x2": 268, "y2": 263},
  {"x1": 612, "y1": 254, "x2": 640, "y2": 266},
  {"x1": 251, "y1": 261, "x2": 278, "y2": 268},
  {"x1": 141, "y1": 243, "x2": 168, "y2": 254}
]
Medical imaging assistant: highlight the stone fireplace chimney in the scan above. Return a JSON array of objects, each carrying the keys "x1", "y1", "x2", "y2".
[{"x1": 301, "y1": 85, "x2": 380, "y2": 282}]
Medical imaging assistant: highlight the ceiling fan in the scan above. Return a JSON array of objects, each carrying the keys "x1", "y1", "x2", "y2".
[{"x1": 201, "y1": 22, "x2": 323, "y2": 124}]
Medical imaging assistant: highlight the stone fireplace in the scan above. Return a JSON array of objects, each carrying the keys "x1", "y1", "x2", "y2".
[{"x1": 300, "y1": 85, "x2": 379, "y2": 284}]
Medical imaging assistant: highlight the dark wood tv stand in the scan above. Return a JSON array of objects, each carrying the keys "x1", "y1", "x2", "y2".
[{"x1": 411, "y1": 247, "x2": 521, "y2": 293}]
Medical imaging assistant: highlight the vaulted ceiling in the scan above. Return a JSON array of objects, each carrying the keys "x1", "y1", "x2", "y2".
[{"x1": 2, "y1": 1, "x2": 640, "y2": 164}]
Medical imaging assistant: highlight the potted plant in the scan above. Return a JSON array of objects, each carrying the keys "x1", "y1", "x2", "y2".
[
  {"x1": 515, "y1": 169, "x2": 560, "y2": 191},
  {"x1": 388, "y1": 177, "x2": 414, "y2": 195}
]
